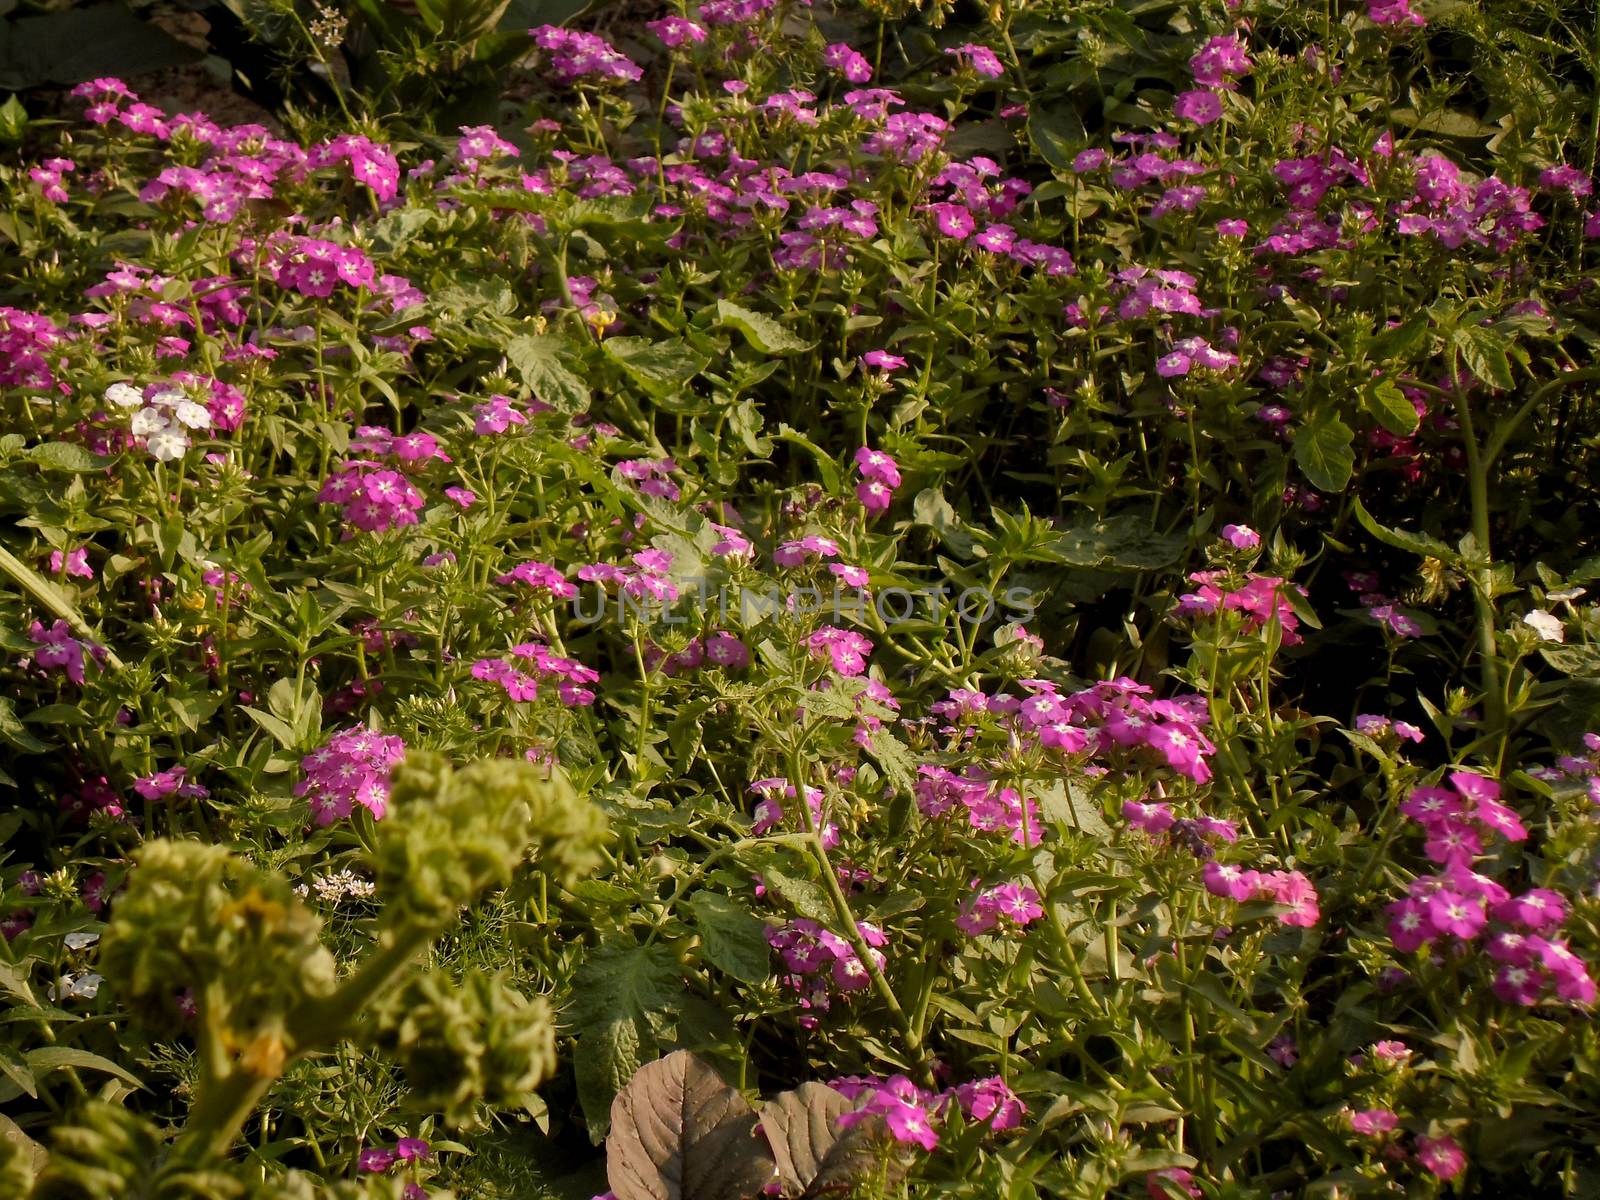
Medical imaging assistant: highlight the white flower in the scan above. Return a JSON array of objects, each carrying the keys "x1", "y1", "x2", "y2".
[
  {"x1": 146, "y1": 428, "x2": 191, "y2": 462},
  {"x1": 1523, "y1": 610, "x2": 1565, "y2": 643},
  {"x1": 147, "y1": 389, "x2": 187, "y2": 408},
  {"x1": 129, "y1": 407, "x2": 169, "y2": 436},
  {"x1": 173, "y1": 401, "x2": 212, "y2": 430},
  {"x1": 104, "y1": 382, "x2": 144, "y2": 408},
  {"x1": 48, "y1": 972, "x2": 103, "y2": 1002},
  {"x1": 63, "y1": 931, "x2": 100, "y2": 951},
  {"x1": 1548, "y1": 586, "x2": 1587, "y2": 603}
]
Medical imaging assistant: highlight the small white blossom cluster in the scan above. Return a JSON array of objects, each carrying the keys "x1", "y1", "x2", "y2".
[
  {"x1": 105, "y1": 381, "x2": 209, "y2": 462},
  {"x1": 297, "y1": 869, "x2": 377, "y2": 905}
]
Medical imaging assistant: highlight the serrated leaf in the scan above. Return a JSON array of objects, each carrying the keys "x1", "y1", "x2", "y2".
[
  {"x1": 606, "y1": 1051, "x2": 775, "y2": 1200},
  {"x1": 689, "y1": 893, "x2": 770, "y2": 984},
  {"x1": 1049, "y1": 513, "x2": 1183, "y2": 570},
  {"x1": 1292, "y1": 412, "x2": 1355, "y2": 494},
  {"x1": 507, "y1": 333, "x2": 591, "y2": 413},
  {"x1": 604, "y1": 337, "x2": 709, "y2": 396},
  {"x1": 762, "y1": 1082, "x2": 896, "y2": 1198},
  {"x1": 568, "y1": 942, "x2": 681, "y2": 1034},
  {"x1": 1365, "y1": 379, "x2": 1419, "y2": 436},
  {"x1": 715, "y1": 302, "x2": 812, "y2": 355},
  {"x1": 26, "y1": 443, "x2": 101, "y2": 472},
  {"x1": 576, "y1": 1018, "x2": 646, "y2": 1142},
  {"x1": 25, "y1": 1046, "x2": 141, "y2": 1089},
  {"x1": 760, "y1": 868, "x2": 833, "y2": 924},
  {"x1": 1453, "y1": 327, "x2": 1514, "y2": 391},
  {"x1": 863, "y1": 729, "x2": 916, "y2": 798}
]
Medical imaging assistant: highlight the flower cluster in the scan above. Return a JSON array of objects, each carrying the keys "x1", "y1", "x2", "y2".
[
  {"x1": 830, "y1": 1073, "x2": 1025, "y2": 1151},
  {"x1": 317, "y1": 426, "x2": 445, "y2": 534},
  {"x1": 913, "y1": 767, "x2": 1043, "y2": 847},
  {"x1": 529, "y1": 25, "x2": 643, "y2": 84},
  {"x1": 750, "y1": 777, "x2": 839, "y2": 846},
  {"x1": 296, "y1": 727, "x2": 407, "y2": 825},
  {"x1": 28, "y1": 620, "x2": 101, "y2": 687},
  {"x1": 1175, "y1": 571, "x2": 1306, "y2": 644},
  {"x1": 1385, "y1": 771, "x2": 1595, "y2": 1004},
  {"x1": 955, "y1": 880, "x2": 1044, "y2": 935},
  {"x1": 472, "y1": 643, "x2": 601, "y2": 707},
  {"x1": 133, "y1": 766, "x2": 208, "y2": 801},
  {"x1": 105, "y1": 381, "x2": 210, "y2": 461},
  {"x1": 853, "y1": 446, "x2": 901, "y2": 514},
  {"x1": 644, "y1": 631, "x2": 751, "y2": 674},
  {"x1": 766, "y1": 916, "x2": 886, "y2": 1017},
  {"x1": 807, "y1": 626, "x2": 873, "y2": 676}
]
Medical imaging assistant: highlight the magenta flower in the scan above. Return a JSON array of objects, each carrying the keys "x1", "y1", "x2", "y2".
[
  {"x1": 926, "y1": 203, "x2": 976, "y2": 239},
  {"x1": 953, "y1": 1076, "x2": 1025, "y2": 1132},
  {"x1": 29, "y1": 620, "x2": 91, "y2": 685},
  {"x1": 862, "y1": 350, "x2": 907, "y2": 371},
  {"x1": 1350, "y1": 1108, "x2": 1399, "y2": 1136},
  {"x1": 823, "y1": 43, "x2": 873, "y2": 83},
  {"x1": 1173, "y1": 89, "x2": 1223, "y2": 126},
  {"x1": 49, "y1": 547, "x2": 94, "y2": 579},
  {"x1": 1415, "y1": 1134, "x2": 1466, "y2": 1180},
  {"x1": 645, "y1": 15, "x2": 706, "y2": 47},
  {"x1": 1221, "y1": 523, "x2": 1260, "y2": 549},
  {"x1": 1427, "y1": 890, "x2": 1486, "y2": 940},
  {"x1": 944, "y1": 43, "x2": 1005, "y2": 79}
]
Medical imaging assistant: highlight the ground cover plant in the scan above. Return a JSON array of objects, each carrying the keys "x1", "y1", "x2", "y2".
[{"x1": 2, "y1": 0, "x2": 1600, "y2": 1194}]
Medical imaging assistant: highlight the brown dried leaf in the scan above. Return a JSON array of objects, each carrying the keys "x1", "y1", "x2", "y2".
[
  {"x1": 607, "y1": 1050, "x2": 776, "y2": 1200},
  {"x1": 760, "y1": 1083, "x2": 897, "y2": 1197}
]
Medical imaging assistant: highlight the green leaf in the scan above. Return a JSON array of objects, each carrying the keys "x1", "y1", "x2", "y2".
[
  {"x1": 1453, "y1": 326, "x2": 1514, "y2": 391},
  {"x1": 0, "y1": 4, "x2": 201, "y2": 91},
  {"x1": 603, "y1": 337, "x2": 709, "y2": 396},
  {"x1": 0, "y1": 1046, "x2": 34, "y2": 1099},
  {"x1": 1364, "y1": 378, "x2": 1419, "y2": 436},
  {"x1": 574, "y1": 1018, "x2": 644, "y2": 1142},
  {"x1": 759, "y1": 868, "x2": 832, "y2": 923},
  {"x1": 1029, "y1": 105, "x2": 1087, "y2": 173},
  {"x1": 568, "y1": 941, "x2": 680, "y2": 1035},
  {"x1": 863, "y1": 728, "x2": 917, "y2": 798},
  {"x1": 26, "y1": 443, "x2": 101, "y2": 473},
  {"x1": 688, "y1": 893, "x2": 770, "y2": 984},
  {"x1": 1350, "y1": 497, "x2": 1459, "y2": 563},
  {"x1": 506, "y1": 333, "x2": 591, "y2": 413},
  {"x1": 911, "y1": 488, "x2": 976, "y2": 558},
  {"x1": 25, "y1": 1046, "x2": 142, "y2": 1089},
  {"x1": 715, "y1": 301, "x2": 812, "y2": 355},
  {"x1": 1292, "y1": 412, "x2": 1355, "y2": 493},
  {"x1": 0, "y1": 94, "x2": 28, "y2": 143},
  {"x1": 1049, "y1": 512, "x2": 1184, "y2": 570},
  {"x1": 241, "y1": 706, "x2": 300, "y2": 750},
  {"x1": 0, "y1": 697, "x2": 48, "y2": 753}
]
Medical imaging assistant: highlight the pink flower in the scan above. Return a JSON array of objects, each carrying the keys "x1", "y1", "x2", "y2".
[
  {"x1": 1173, "y1": 89, "x2": 1223, "y2": 126},
  {"x1": 29, "y1": 619, "x2": 91, "y2": 685},
  {"x1": 49, "y1": 547, "x2": 94, "y2": 579},
  {"x1": 1427, "y1": 890, "x2": 1486, "y2": 940},
  {"x1": 1371, "y1": 1040, "x2": 1411, "y2": 1064},
  {"x1": 953, "y1": 1076, "x2": 1026, "y2": 1131},
  {"x1": 1414, "y1": 1134, "x2": 1466, "y2": 1180},
  {"x1": 823, "y1": 43, "x2": 873, "y2": 83},
  {"x1": 862, "y1": 350, "x2": 907, "y2": 371},
  {"x1": 944, "y1": 43, "x2": 1005, "y2": 79},
  {"x1": 1221, "y1": 523, "x2": 1260, "y2": 549},
  {"x1": 1350, "y1": 1108, "x2": 1399, "y2": 1135},
  {"x1": 1146, "y1": 1168, "x2": 1202, "y2": 1199}
]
